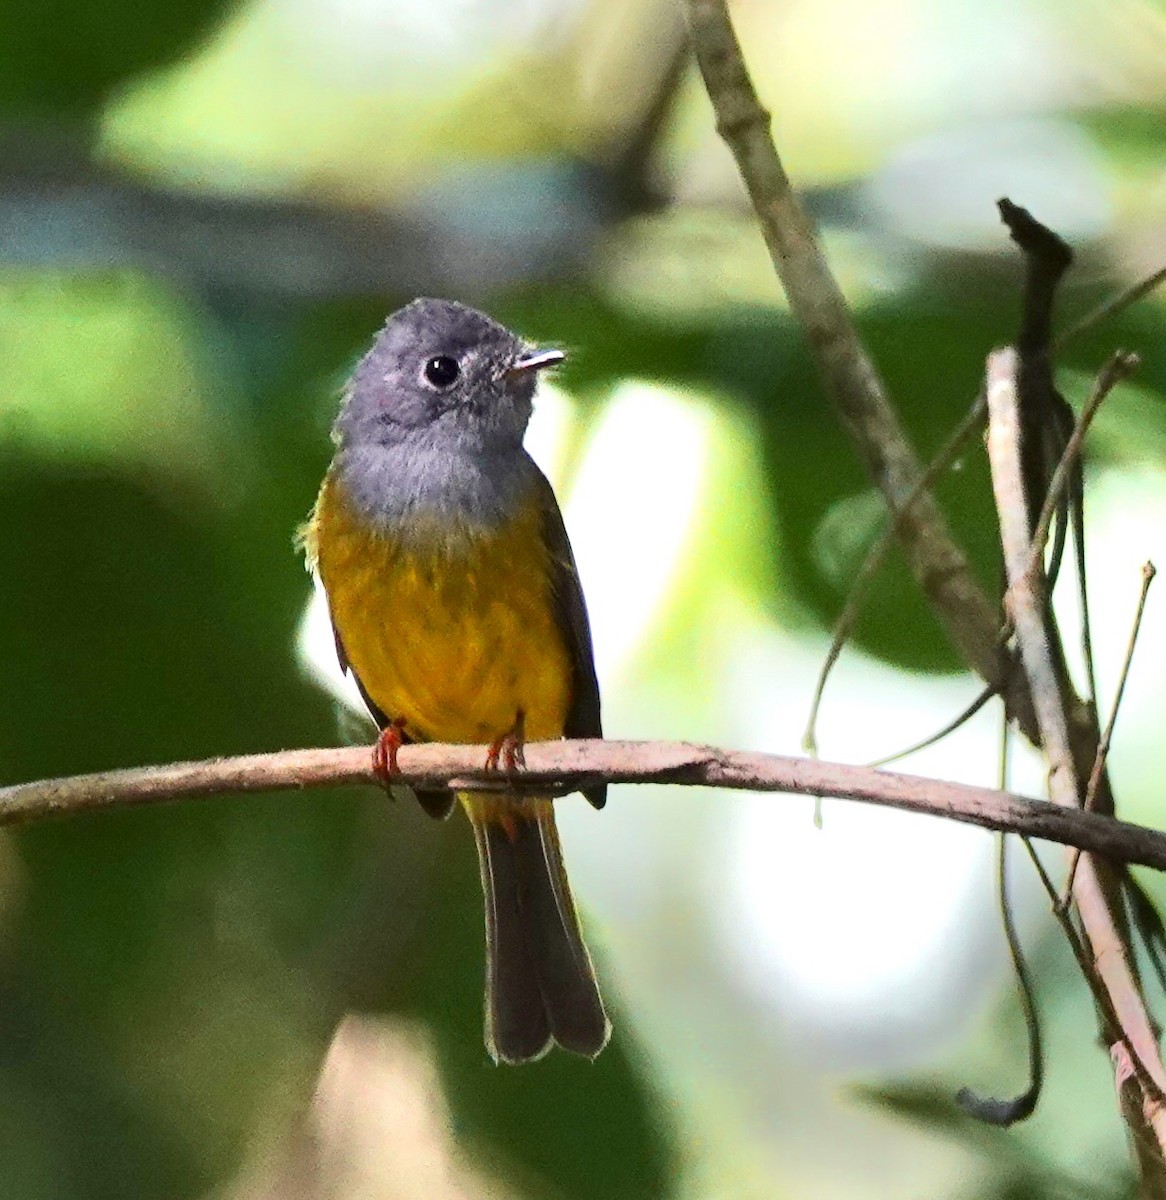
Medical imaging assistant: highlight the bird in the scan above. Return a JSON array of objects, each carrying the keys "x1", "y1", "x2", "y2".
[{"x1": 301, "y1": 297, "x2": 610, "y2": 1063}]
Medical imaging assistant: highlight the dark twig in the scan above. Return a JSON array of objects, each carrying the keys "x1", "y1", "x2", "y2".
[
  {"x1": 956, "y1": 836, "x2": 1043, "y2": 1125},
  {"x1": 1025, "y1": 350, "x2": 1140, "y2": 587},
  {"x1": 865, "y1": 681, "x2": 996, "y2": 769},
  {"x1": 958, "y1": 720, "x2": 1043, "y2": 1126},
  {"x1": 997, "y1": 198, "x2": 1095, "y2": 703}
]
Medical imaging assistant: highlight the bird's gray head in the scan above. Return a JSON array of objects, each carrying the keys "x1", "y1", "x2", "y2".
[{"x1": 333, "y1": 298, "x2": 562, "y2": 454}]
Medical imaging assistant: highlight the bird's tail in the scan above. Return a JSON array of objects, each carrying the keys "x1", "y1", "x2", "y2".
[{"x1": 466, "y1": 797, "x2": 610, "y2": 1064}]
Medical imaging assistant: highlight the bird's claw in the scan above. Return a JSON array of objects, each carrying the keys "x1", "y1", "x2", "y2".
[
  {"x1": 372, "y1": 718, "x2": 407, "y2": 788},
  {"x1": 486, "y1": 711, "x2": 526, "y2": 775}
]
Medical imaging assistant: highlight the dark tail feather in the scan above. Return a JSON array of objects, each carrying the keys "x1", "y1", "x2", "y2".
[{"x1": 470, "y1": 800, "x2": 610, "y2": 1064}]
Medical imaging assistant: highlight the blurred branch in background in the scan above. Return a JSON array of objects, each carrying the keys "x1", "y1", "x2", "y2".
[
  {"x1": 0, "y1": 122, "x2": 608, "y2": 299},
  {"x1": 6, "y1": 740, "x2": 1166, "y2": 871},
  {"x1": 0, "y1": 9, "x2": 691, "y2": 303}
]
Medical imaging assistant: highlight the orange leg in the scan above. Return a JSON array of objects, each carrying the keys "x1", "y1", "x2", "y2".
[
  {"x1": 485, "y1": 709, "x2": 526, "y2": 775},
  {"x1": 372, "y1": 717, "x2": 408, "y2": 789}
]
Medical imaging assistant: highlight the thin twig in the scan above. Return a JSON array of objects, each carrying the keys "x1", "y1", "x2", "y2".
[
  {"x1": 958, "y1": 713, "x2": 1043, "y2": 1125},
  {"x1": 1064, "y1": 562, "x2": 1158, "y2": 899},
  {"x1": 804, "y1": 393, "x2": 988, "y2": 756},
  {"x1": 1087, "y1": 560, "x2": 1156, "y2": 813},
  {"x1": 1057, "y1": 264, "x2": 1166, "y2": 348},
  {"x1": 1025, "y1": 350, "x2": 1140, "y2": 585},
  {"x1": 865, "y1": 682, "x2": 996, "y2": 769},
  {"x1": 957, "y1": 835, "x2": 1043, "y2": 1124}
]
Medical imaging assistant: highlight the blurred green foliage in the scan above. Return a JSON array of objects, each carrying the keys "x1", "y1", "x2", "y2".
[{"x1": 0, "y1": 0, "x2": 235, "y2": 114}]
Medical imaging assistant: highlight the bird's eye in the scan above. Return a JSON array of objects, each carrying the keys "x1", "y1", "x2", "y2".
[{"x1": 423, "y1": 355, "x2": 460, "y2": 389}]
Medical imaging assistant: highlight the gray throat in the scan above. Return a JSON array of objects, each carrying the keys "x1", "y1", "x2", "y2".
[{"x1": 332, "y1": 440, "x2": 538, "y2": 540}]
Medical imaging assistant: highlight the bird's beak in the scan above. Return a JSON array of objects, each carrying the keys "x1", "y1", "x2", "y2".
[{"x1": 507, "y1": 348, "x2": 566, "y2": 377}]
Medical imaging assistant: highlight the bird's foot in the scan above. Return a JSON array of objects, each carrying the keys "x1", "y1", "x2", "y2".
[
  {"x1": 486, "y1": 710, "x2": 526, "y2": 775},
  {"x1": 372, "y1": 718, "x2": 408, "y2": 789}
]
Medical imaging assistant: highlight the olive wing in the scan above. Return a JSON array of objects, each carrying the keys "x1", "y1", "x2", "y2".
[{"x1": 532, "y1": 465, "x2": 605, "y2": 810}]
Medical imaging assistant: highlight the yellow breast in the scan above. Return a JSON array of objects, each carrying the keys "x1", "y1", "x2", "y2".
[{"x1": 304, "y1": 471, "x2": 572, "y2": 745}]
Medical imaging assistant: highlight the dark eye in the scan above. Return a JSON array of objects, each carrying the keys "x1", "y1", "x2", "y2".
[{"x1": 424, "y1": 355, "x2": 460, "y2": 388}]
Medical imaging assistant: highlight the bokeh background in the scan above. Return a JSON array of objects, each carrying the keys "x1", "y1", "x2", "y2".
[{"x1": 4, "y1": 0, "x2": 1166, "y2": 1195}]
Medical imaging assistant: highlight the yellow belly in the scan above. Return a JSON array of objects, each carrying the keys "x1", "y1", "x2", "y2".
[{"x1": 305, "y1": 472, "x2": 572, "y2": 745}]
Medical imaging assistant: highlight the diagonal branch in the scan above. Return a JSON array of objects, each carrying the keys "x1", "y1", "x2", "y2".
[{"x1": 681, "y1": 0, "x2": 1029, "y2": 732}]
